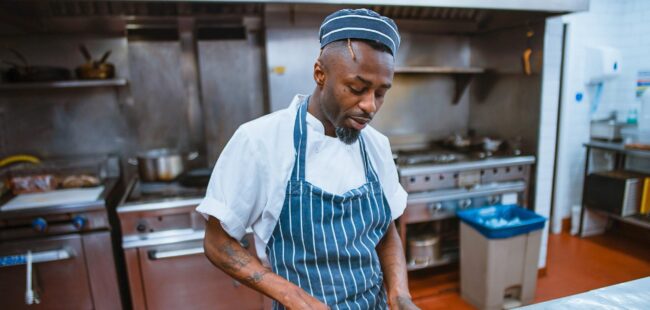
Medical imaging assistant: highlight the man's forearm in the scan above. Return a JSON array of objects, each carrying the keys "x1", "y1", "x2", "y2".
[
  {"x1": 376, "y1": 222, "x2": 418, "y2": 309},
  {"x1": 203, "y1": 216, "x2": 326, "y2": 309}
]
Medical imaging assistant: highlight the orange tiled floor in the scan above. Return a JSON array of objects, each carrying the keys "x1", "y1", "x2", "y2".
[{"x1": 410, "y1": 231, "x2": 650, "y2": 309}]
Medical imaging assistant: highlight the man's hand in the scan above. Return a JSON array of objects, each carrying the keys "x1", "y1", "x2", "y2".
[
  {"x1": 281, "y1": 287, "x2": 330, "y2": 310},
  {"x1": 376, "y1": 222, "x2": 419, "y2": 310},
  {"x1": 389, "y1": 295, "x2": 420, "y2": 310}
]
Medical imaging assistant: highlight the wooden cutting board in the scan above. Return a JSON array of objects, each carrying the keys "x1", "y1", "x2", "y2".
[{"x1": 1, "y1": 186, "x2": 105, "y2": 211}]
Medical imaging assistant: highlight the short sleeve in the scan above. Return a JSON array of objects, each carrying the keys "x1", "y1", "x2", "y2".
[
  {"x1": 196, "y1": 127, "x2": 266, "y2": 241},
  {"x1": 375, "y1": 136, "x2": 408, "y2": 220}
]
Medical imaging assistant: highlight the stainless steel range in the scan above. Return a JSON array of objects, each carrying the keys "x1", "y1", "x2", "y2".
[
  {"x1": 0, "y1": 158, "x2": 122, "y2": 310},
  {"x1": 117, "y1": 177, "x2": 265, "y2": 310},
  {"x1": 394, "y1": 147, "x2": 535, "y2": 271}
]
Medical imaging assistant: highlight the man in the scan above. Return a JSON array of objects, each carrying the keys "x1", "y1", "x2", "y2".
[{"x1": 198, "y1": 8, "x2": 418, "y2": 310}]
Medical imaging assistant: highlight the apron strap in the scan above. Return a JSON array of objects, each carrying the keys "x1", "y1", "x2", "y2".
[
  {"x1": 358, "y1": 135, "x2": 380, "y2": 183},
  {"x1": 291, "y1": 97, "x2": 309, "y2": 181}
]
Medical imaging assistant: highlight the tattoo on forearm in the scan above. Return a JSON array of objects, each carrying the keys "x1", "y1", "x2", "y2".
[
  {"x1": 245, "y1": 269, "x2": 268, "y2": 284},
  {"x1": 218, "y1": 242, "x2": 252, "y2": 272}
]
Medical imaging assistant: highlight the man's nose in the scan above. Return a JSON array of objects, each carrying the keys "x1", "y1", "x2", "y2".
[{"x1": 359, "y1": 92, "x2": 377, "y2": 116}]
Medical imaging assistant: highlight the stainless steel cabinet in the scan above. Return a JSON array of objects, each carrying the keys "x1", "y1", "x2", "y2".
[
  {"x1": 125, "y1": 235, "x2": 264, "y2": 310},
  {"x1": 0, "y1": 235, "x2": 94, "y2": 309}
]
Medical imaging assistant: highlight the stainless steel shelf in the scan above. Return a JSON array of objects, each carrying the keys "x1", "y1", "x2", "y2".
[
  {"x1": 395, "y1": 66, "x2": 485, "y2": 74},
  {"x1": 399, "y1": 156, "x2": 536, "y2": 177},
  {"x1": 0, "y1": 78, "x2": 128, "y2": 90},
  {"x1": 617, "y1": 214, "x2": 650, "y2": 229},
  {"x1": 584, "y1": 140, "x2": 650, "y2": 159},
  {"x1": 585, "y1": 207, "x2": 650, "y2": 230},
  {"x1": 407, "y1": 252, "x2": 458, "y2": 271}
]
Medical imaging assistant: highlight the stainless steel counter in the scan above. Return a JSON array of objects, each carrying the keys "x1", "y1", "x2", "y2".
[
  {"x1": 399, "y1": 155, "x2": 536, "y2": 177},
  {"x1": 0, "y1": 178, "x2": 118, "y2": 220}
]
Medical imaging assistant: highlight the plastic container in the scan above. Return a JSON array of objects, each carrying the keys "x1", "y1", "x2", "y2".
[
  {"x1": 457, "y1": 205, "x2": 546, "y2": 310},
  {"x1": 621, "y1": 126, "x2": 650, "y2": 144},
  {"x1": 638, "y1": 90, "x2": 650, "y2": 132},
  {"x1": 571, "y1": 205, "x2": 581, "y2": 235},
  {"x1": 456, "y1": 205, "x2": 546, "y2": 239}
]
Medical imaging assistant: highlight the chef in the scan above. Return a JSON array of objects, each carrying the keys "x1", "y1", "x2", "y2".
[{"x1": 198, "y1": 8, "x2": 417, "y2": 310}]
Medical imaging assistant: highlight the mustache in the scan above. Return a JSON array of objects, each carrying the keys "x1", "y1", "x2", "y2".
[{"x1": 348, "y1": 112, "x2": 374, "y2": 121}]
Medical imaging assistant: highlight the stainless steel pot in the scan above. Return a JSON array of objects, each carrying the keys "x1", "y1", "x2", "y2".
[
  {"x1": 131, "y1": 149, "x2": 198, "y2": 182},
  {"x1": 407, "y1": 234, "x2": 440, "y2": 266}
]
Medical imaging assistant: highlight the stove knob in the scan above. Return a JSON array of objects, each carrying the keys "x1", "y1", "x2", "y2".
[
  {"x1": 72, "y1": 215, "x2": 87, "y2": 230},
  {"x1": 459, "y1": 199, "x2": 472, "y2": 209},
  {"x1": 428, "y1": 202, "x2": 443, "y2": 214},
  {"x1": 32, "y1": 217, "x2": 48, "y2": 233}
]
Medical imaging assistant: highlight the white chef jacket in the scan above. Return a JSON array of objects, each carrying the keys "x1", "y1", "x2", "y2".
[{"x1": 196, "y1": 94, "x2": 407, "y2": 265}]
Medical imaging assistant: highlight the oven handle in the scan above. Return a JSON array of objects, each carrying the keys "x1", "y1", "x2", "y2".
[
  {"x1": 148, "y1": 239, "x2": 250, "y2": 260},
  {"x1": 148, "y1": 247, "x2": 204, "y2": 260},
  {"x1": 0, "y1": 249, "x2": 72, "y2": 268}
]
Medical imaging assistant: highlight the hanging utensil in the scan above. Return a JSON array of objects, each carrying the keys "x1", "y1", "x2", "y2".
[
  {"x1": 522, "y1": 26, "x2": 534, "y2": 76},
  {"x1": 25, "y1": 251, "x2": 40, "y2": 305},
  {"x1": 79, "y1": 45, "x2": 92, "y2": 63},
  {"x1": 98, "y1": 50, "x2": 111, "y2": 64}
]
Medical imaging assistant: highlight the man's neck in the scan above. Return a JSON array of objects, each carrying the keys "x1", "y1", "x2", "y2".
[{"x1": 307, "y1": 89, "x2": 337, "y2": 137}]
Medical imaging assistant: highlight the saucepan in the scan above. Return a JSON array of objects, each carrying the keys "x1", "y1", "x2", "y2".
[
  {"x1": 407, "y1": 234, "x2": 441, "y2": 266},
  {"x1": 129, "y1": 149, "x2": 198, "y2": 182}
]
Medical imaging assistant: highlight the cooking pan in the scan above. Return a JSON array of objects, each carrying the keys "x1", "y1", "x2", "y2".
[
  {"x1": 2, "y1": 48, "x2": 71, "y2": 82},
  {"x1": 129, "y1": 149, "x2": 198, "y2": 182},
  {"x1": 75, "y1": 45, "x2": 115, "y2": 79}
]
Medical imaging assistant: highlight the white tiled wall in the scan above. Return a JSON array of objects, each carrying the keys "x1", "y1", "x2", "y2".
[
  {"x1": 536, "y1": 17, "x2": 564, "y2": 268},
  {"x1": 550, "y1": 0, "x2": 650, "y2": 233}
]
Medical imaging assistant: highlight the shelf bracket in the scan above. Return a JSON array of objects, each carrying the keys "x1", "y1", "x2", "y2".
[
  {"x1": 452, "y1": 74, "x2": 474, "y2": 104},
  {"x1": 116, "y1": 83, "x2": 134, "y2": 107}
]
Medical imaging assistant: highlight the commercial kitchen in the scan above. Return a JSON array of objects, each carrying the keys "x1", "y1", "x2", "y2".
[{"x1": 1, "y1": 0, "x2": 649, "y2": 309}]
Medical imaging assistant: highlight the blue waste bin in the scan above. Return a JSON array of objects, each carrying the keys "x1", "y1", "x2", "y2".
[
  {"x1": 457, "y1": 204, "x2": 546, "y2": 239},
  {"x1": 456, "y1": 205, "x2": 546, "y2": 310}
]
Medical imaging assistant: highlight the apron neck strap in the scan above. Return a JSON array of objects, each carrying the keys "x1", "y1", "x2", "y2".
[
  {"x1": 291, "y1": 97, "x2": 309, "y2": 181},
  {"x1": 358, "y1": 135, "x2": 380, "y2": 183},
  {"x1": 291, "y1": 96, "x2": 379, "y2": 183}
]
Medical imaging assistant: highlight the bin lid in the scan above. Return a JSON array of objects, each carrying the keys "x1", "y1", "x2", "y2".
[{"x1": 457, "y1": 205, "x2": 546, "y2": 239}]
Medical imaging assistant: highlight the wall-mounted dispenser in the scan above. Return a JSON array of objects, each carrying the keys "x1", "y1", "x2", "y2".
[{"x1": 585, "y1": 46, "x2": 621, "y2": 85}]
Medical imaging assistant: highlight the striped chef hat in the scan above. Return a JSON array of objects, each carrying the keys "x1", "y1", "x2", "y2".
[{"x1": 319, "y1": 8, "x2": 401, "y2": 57}]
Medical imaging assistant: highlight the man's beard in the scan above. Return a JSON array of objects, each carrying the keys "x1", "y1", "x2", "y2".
[
  {"x1": 320, "y1": 100, "x2": 362, "y2": 144},
  {"x1": 335, "y1": 126, "x2": 361, "y2": 145}
]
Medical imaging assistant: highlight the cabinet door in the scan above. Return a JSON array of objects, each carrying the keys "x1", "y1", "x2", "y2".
[
  {"x1": 0, "y1": 235, "x2": 94, "y2": 310},
  {"x1": 139, "y1": 239, "x2": 264, "y2": 310}
]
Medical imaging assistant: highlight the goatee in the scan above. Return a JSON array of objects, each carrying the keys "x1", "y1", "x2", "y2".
[{"x1": 336, "y1": 126, "x2": 361, "y2": 145}]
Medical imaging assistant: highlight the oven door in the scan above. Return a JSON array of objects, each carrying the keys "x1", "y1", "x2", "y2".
[
  {"x1": 137, "y1": 238, "x2": 264, "y2": 310},
  {"x1": 0, "y1": 234, "x2": 94, "y2": 309}
]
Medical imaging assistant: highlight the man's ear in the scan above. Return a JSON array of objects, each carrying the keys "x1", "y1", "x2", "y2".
[{"x1": 313, "y1": 59, "x2": 326, "y2": 88}]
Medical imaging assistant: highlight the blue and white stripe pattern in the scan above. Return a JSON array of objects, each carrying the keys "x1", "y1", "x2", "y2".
[
  {"x1": 266, "y1": 97, "x2": 392, "y2": 309},
  {"x1": 319, "y1": 8, "x2": 400, "y2": 56}
]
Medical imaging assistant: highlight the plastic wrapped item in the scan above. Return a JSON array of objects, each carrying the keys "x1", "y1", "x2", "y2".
[
  {"x1": 9, "y1": 175, "x2": 58, "y2": 194},
  {"x1": 520, "y1": 277, "x2": 650, "y2": 309},
  {"x1": 60, "y1": 175, "x2": 100, "y2": 188},
  {"x1": 1, "y1": 156, "x2": 115, "y2": 196}
]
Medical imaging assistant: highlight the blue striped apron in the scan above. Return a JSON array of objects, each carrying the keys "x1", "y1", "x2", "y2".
[{"x1": 266, "y1": 97, "x2": 392, "y2": 309}]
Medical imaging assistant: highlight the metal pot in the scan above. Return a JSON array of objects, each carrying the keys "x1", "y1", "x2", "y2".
[
  {"x1": 482, "y1": 137, "x2": 503, "y2": 153},
  {"x1": 131, "y1": 149, "x2": 198, "y2": 182},
  {"x1": 407, "y1": 234, "x2": 440, "y2": 266}
]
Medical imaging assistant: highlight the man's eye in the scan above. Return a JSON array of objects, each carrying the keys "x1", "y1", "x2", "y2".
[{"x1": 349, "y1": 86, "x2": 364, "y2": 95}]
